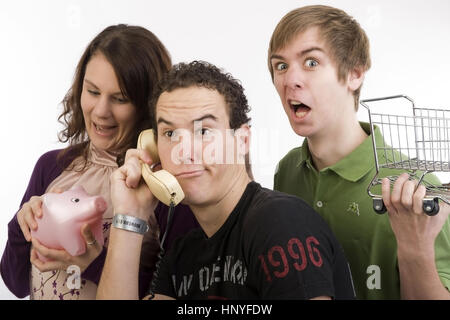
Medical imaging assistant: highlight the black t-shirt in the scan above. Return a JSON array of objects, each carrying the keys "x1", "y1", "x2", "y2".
[{"x1": 154, "y1": 182, "x2": 355, "y2": 299}]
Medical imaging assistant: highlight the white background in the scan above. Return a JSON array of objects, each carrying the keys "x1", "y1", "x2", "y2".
[{"x1": 1, "y1": 0, "x2": 449, "y2": 299}]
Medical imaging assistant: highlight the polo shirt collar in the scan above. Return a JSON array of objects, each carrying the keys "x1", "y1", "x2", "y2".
[
  {"x1": 297, "y1": 139, "x2": 310, "y2": 168},
  {"x1": 298, "y1": 122, "x2": 385, "y2": 182}
]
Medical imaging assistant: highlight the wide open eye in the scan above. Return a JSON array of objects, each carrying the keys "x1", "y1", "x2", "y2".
[
  {"x1": 164, "y1": 130, "x2": 175, "y2": 138},
  {"x1": 275, "y1": 62, "x2": 288, "y2": 71},
  {"x1": 304, "y1": 58, "x2": 318, "y2": 68}
]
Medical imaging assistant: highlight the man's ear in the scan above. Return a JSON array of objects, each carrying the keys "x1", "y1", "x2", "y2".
[
  {"x1": 347, "y1": 67, "x2": 365, "y2": 92},
  {"x1": 234, "y1": 124, "x2": 251, "y2": 160}
]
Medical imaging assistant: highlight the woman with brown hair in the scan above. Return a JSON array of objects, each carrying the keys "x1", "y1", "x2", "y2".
[{"x1": 0, "y1": 24, "x2": 197, "y2": 299}]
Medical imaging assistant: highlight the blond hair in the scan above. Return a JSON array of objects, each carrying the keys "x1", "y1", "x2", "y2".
[{"x1": 268, "y1": 5, "x2": 371, "y2": 109}]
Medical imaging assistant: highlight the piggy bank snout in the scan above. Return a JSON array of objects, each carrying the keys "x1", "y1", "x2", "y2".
[{"x1": 94, "y1": 196, "x2": 107, "y2": 214}]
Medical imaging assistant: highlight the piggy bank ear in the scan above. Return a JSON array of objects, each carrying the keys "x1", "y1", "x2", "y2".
[{"x1": 69, "y1": 185, "x2": 87, "y2": 195}]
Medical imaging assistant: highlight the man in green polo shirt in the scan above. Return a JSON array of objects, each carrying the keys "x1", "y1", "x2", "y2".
[{"x1": 269, "y1": 5, "x2": 450, "y2": 299}]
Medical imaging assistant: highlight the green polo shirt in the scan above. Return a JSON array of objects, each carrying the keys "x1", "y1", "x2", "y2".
[{"x1": 274, "y1": 122, "x2": 450, "y2": 299}]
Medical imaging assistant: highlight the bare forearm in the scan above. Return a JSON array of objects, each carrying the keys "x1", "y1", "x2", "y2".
[
  {"x1": 97, "y1": 227, "x2": 143, "y2": 300},
  {"x1": 398, "y1": 247, "x2": 450, "y2": 300}
]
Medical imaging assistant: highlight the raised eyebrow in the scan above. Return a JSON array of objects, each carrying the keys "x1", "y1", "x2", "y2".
[
  {"x1": 270, "y1": 54, "x2": 285, "y2": 61},
  {"x1": 299, "y1": 47, "x2": 324, "y2": 57},
  {"x1": 270, "y1": 47, "x2": 325, "y2": 61},
  {"x1": 193, "y1": 114, "x2": 218, "y2": 123},
  {"x1": 157, "y1": 114, "x2": 217, "y2": 126},
  {"x1": 157, "y1": 117, "x2": 173, "y2": 126}
]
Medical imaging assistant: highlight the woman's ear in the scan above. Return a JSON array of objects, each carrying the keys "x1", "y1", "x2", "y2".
[{"x1": 347, "y1": 67, "x2": 365, "y2": 92}]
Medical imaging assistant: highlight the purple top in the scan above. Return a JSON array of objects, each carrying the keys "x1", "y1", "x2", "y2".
[{"x1": 1, "y1": 148, "x2": 199, "y2": 298}]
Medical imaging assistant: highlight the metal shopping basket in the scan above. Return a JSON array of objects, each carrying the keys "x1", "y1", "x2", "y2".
[{"x1": 360, "y1": 95, "x2": 450, "y2": 216}]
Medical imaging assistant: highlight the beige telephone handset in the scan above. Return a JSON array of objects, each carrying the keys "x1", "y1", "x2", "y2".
[{"x1": 137, "y1": 129, "x2": 185, "y2": 206}]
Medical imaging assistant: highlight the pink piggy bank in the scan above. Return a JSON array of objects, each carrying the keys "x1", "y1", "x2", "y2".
[{"x1": 31, "y1": 186, "x2": 107, "y2": 261}]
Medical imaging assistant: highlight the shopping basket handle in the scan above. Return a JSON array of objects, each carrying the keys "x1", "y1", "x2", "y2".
[
  {"x1": 422, "y1": 198, "x2": 440, "y2": 216},
  {"x1": 372, "y1": 197, "x2": 439, "y2": 216},
  {"x1": 373, "y1": 198, "x2": 387, "y2": 214}
]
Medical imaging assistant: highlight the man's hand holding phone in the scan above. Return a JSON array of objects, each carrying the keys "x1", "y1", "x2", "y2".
[
  {"x1": 110, "y1": 148, "x2": 158, "y2": 221},
  {"x1": 99, "y1": 147, "x2": 159, "y2": 300}
]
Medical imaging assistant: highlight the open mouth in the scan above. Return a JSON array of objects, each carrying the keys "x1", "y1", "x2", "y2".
[
  {"x1": 289, "y1": 100, "x2": 311, "y2": 119},
  {"x1": 93, "y1": 122, "x2": 118, "y2": 135}
]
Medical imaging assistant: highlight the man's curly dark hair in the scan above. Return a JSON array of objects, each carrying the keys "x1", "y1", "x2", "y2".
[{"x1": 149, "y1": 60, "x2": 251, "y2": 133}]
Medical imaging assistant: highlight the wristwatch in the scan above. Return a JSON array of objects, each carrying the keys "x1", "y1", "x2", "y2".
[{"x1": 112, "y1": 214, "x2": 149, "y2": 235}]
